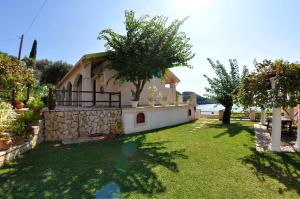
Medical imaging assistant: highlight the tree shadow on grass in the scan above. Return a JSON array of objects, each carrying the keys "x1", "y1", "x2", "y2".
[
  {"x1": 204, "y1": 122, "x2": 255, "y2": 138},
  {"x1": 242, "y1": 148, "x2": 300, "y2": 195},
  {"x1": 0, "y1": 134, "x2": 187, "y2": 198}
]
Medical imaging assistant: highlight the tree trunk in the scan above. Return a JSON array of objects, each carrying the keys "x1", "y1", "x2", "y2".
[
  {"x1": 133, "y1": 79, "x2": 147, "y2": 101},
  {"x1": 223, "y1": 103, "x2": 233, "y2": 124}
]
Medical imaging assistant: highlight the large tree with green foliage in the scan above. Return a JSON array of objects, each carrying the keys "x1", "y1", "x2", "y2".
[
  {"x1": 238, "y1": 59, "x2": 300, "y2": 110},
  {"x1": 0, "y1": 53, "x2": 35, "y2": 90},
  {"x1": 40, "y1": 61, "x2": 72, "y2": 85},
  {"x1": 98, "y1": 10, "x2": 195, "y2": 101},
  {"x1": 204, "y1": 58, "x2": 248, "y2": 124}
]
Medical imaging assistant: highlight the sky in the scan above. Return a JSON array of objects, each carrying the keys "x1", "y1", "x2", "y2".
[{"x1": 1, "y1": 0, "x2": 300, "y2": 96}]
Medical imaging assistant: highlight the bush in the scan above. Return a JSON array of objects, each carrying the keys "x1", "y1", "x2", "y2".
[
  {"x1": 17, "y1": 111, "x2": 39, "y2": 125},
  {"x1": 0, "y1": 103, "x2": 16, "y2": 133},
  {"x1": 27, "y1": 97, "x2": 44, "y2": 111},
  {"x1": 0, "y1": 101, "x2": 13, "y2": 110},
  {"x1": 11, "y1": 122, "x2": 26, "y2": 136}
]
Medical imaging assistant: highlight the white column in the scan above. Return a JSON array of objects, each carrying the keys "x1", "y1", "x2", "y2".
[
  {"x1": 260, "y1": 109, "x2": 266, "y2": 125},
  {"x1": 294, "y1": 105, "x2": 300, "y2": 151},
  {"x1": 269, "y1": 107, "x2": 281, "y2": 151}
]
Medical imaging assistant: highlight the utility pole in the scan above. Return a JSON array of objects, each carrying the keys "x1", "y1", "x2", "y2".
[{"x1": 18, "y1": 34, "x2": 24, "y2": 60}]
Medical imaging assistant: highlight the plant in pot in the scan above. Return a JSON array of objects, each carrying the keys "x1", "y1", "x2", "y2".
[
  {"x1": 17, "y1": 111, "x2": 39, "y2": 135},
  {"x1": 131, "y1": 90, "x2": 139, "y2": 108},
  {"x1": 174, "y1": 93, "x2": 180, "y2": 106},
  {"x1": 11, "y1": 122, "x2": 26, "y2": 145},
  {"x1": 15, "y1": 91, "x2": 26, "y2": 109},
  {"x1": 148, "y1": 85, "x2": 160, "y2": 107},
  {"x1": 48, "y1": 88, "x2": 56, "y2": 110},
  {"x1": 161, "y1": 95, "x2": 168, "y2": 107},
  {"x1": 27, "y1": 97, "x2": 44, "y2": 117},
  {"x1": 0, "y1": 133, "x2": 12, "y2": 150},
  {"x1": 0, "y1": 103, "x2": 15, "y2": 150}
]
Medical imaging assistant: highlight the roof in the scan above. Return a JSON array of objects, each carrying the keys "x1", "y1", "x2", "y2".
[
  {"x1": 57, "y1": 52, "x2": 180, "y2": 87},
  {"x1": 57, "y1": 52, "x2": 107, "y2": 87}
]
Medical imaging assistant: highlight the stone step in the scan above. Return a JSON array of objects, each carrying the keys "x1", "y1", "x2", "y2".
[{"x1": 62, "y1": 136, "x2": 106, "y2": 145}]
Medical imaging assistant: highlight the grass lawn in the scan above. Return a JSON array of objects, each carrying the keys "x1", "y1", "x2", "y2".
[{"x1": 0, "y1": 120, "x2": 299, "y2": 198}]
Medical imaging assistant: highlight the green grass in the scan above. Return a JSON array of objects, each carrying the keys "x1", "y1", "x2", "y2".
[{"x1": 0, "y1": 120, "x2": 299, "y2": 198}]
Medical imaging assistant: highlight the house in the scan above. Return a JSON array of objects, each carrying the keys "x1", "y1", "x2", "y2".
[
  {"x1": 57, "y1": 52, "x2": 179, "y2": 107},
  {"x1": 42, "y1": 52, "x2": 196, "y2": 140}
]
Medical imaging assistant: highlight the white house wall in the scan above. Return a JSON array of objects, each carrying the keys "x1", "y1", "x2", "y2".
[{"x1": 122, "y1": 105, "x2": 195, "y2": 134}]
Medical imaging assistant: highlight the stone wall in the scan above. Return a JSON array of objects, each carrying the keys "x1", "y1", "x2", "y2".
[
  {"x1": 0, "y1": 123, "x2": 44, "y2": 166},
  {"x1": 43, "y1": 108, "x2": 121, "y2": 141}
]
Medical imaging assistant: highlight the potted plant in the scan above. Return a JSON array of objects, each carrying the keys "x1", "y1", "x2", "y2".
[
  {"x1": 148, "y1": 85, "x2": 160, "y2": 107},
  {"x1": 17, "y1": 111, "x2": 39, "y2": 135},
  {"x1": 174, "y1": 93, "x2": 180, "y2": 106},
  {"x1": 48, "y1": 88, "x2": 56, "y2": 110},
  {"x1": 15, "y1": 91, "x2": 25, "y2": 109},
  {"x1": 0, "y1": 103, "x2": 15, "y2": 149},
  {"x1": 161, "y1": 96, "x2": 168, "y2": 107},
  {"x1": 131, "y1": 90, "x2": 138, "y2": 108},
  {"x1": 0, "y1": 134, "x2": 12, "y2": 150},
  {"x1": 11, "y1": 122, "x2": 26, "y2": 145},
  {"x1": 27, "y1": 97, "x2": 44, "y2": 116}
]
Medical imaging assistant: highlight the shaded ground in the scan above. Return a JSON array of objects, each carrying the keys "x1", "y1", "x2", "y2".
[{"x1": 0, "y1": 120, "x2": 299, "y2": 198}]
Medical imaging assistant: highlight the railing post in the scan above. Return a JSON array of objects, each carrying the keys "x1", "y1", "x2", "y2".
[
  {"x1": 26, "y1": 84, "x2": 30, "y2": 103},
  {"x1": 119, "y1": 92, "x2": 121, "y2": 108},
  {"x1": 109, "y1": 93, "x2": 112, "y2": 107},
  {"x1": 93, "y1": 89, "x2": 96, "y2": 106},
  {"x1": 11, "y1": 89, "x2": 16, "y2": 109}
]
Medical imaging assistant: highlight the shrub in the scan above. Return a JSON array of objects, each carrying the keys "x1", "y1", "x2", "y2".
[
  {"x1": 11, "y1": 122, "x2": 26, "y2": 137},
  {"x1": 0, "y1": 101, "x2": 13, "y2": 110},
  {"x1": 27, "y1": 97, "x2": 44, "y2": 111},
  {"x1": 0, "y1": 103, "x2": 16, "y2": 133},
  {"x1": 17, "y1": 111, "x2": 39, "y2": 125}
]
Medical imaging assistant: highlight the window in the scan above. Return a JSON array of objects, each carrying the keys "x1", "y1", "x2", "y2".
[
  {"x1": 188, "y1": 109, "x2": 192, "y2": 116},
  {"x1": 136, "y1": 112, "x2": 145, "y2": 124}
]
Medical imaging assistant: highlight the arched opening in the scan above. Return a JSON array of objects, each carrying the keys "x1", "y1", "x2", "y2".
[
  {"x1": 136, "y1": 112, "x2": 145, "y2": 124},
  {"x1": 74, "y1": 74, "x2": 83, "y2": 106},
  {"x1": 188, "y1": 109, "x2": 192, "y2": 116},
  {"x1": 67, "y1": 82, "x2": 72, "y2": 105},
  {"x1": 60, "y1": 87, "x2": 65, "y2": 105}
]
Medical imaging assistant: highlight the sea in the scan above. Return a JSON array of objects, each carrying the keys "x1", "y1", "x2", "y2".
[{"x1": 197, "y1": 104, "x2": 258, "y2": 115}]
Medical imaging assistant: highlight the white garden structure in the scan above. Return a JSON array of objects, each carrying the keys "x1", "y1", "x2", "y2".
[{"x1": 264, "y1": 77, "x2": 300, "y2": 152}]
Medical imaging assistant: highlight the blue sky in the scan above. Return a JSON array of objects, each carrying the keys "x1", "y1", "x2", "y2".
[{"x1": 1, "y1": 0, "x2": 300, "y2": 95}]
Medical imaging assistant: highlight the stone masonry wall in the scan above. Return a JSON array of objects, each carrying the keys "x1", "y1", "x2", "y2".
[{"x1": 43, "y1": 108, "x2": 121, "y2": 141}]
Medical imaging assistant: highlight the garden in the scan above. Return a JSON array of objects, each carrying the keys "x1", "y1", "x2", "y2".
[{"x1": 0, "y1": 120, "x2": 299, "y2": 198}]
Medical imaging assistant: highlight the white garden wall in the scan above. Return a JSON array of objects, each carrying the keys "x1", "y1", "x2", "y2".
[{"x1": 122, "y1": 105, "x2": 195, "y2": 134}]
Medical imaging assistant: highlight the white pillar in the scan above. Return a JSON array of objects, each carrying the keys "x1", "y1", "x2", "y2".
[
  {"x1": 269, "y1": 107, "x2": 281, "y2": 151},
  {"x1": 260, "y1": 109, "x2": 266, "y2": 125},
  {"x1": 294, "y1": 105, "x2": 300, "y2": 151}
]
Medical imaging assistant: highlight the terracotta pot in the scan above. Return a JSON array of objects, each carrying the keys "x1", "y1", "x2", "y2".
[
  {"x1": 15, "y1": 102, "x2": 24, "y2": 109},
  {"x1": 13, "y1": 136, "x2": 25, "y2": 145},
  {"x1": 0, "y1": 138, "x2": 12, "y2": 150},
  {"x1": 48, "y1": 101, "x2": 56, "y2": 110}
]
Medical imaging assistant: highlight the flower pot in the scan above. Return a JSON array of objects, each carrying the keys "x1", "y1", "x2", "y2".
[
  {"x1": 15, "y1": 102, "x2": 24, "y2": 110},
  {"x1": 131, "y1": 101, "x2": 138, "y2": 108},
  {"x1": 149, "y1": 101, "x2": 155, "y2": 107},
  {"x1": 0, "y1": 138, "x2": 12, "y2": 150},
  {"x1": 48, "y1": 101, "x2": 56, "y2": 110},
  {"x1": 13, "y1": 136, "x2": 25, "y2": 145},
  {"x1": 161, "y1": 100, "x2": 167, "y2": 107}
]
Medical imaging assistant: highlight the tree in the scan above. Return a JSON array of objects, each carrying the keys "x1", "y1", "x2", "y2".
[
  {"x1": 29, "y1": 40, "x2": 37, "y2": 60},
  {"x1": 40, "y1": 61, "x2": 72, "y2": 85},
  {"x1": 204, "y1": 58, "x2": 248, "y2": 124},
  {"x1": 238, "y1": 59, "x2": 300, "y2": 110},
  {"x1": 98, "y1": 10, "x2": 194, "y2": 101},
  {"x1": 0, "y1": 53, "x2": 35, "y2": 90}
]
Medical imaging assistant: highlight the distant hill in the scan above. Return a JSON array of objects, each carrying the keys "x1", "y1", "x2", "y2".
[{"x1": 182, "y1": 91, "x2": 215, "y2": 105}]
